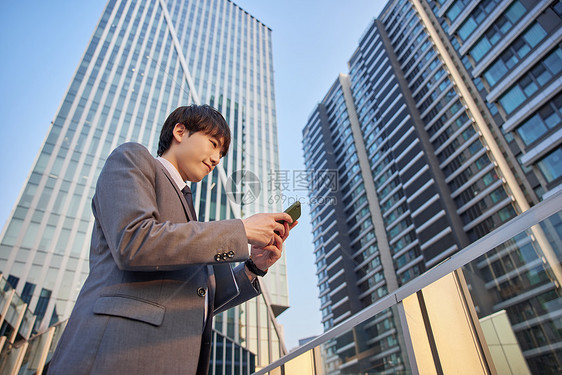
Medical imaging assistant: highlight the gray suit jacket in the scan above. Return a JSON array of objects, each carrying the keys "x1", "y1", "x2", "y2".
[{"x1": 48, "y1": 142, "x2": 260, "y2": 375}]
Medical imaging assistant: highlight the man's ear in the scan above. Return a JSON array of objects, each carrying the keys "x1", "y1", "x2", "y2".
[{"x1": 172, "y1": 123, "x2": 187, "y2": 143}]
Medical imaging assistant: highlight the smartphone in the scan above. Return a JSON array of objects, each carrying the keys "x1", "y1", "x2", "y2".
[
  {"x1": 275, "y1": 201, "x2": 301, "y2": 236},
  {"x1": 280, "y1": 201, "x2": 301, "y2": 223}
]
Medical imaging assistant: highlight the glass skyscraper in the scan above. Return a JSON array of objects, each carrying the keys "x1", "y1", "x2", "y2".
[
  {"x1": 303, "y1": 0, "x2": 561, "y2": 373},
  {"x1": 0, "y1": 0, "x2": 288, "y2": 371}
]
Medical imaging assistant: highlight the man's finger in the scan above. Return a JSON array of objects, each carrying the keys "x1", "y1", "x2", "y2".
[
  {"x1": 259, "y1": 236, "x2": 272, "y2": 248},
  {"x1": 281, "y1": 221, "x2": 290, "y2": 241},
  {"x1": 273, "y1": 212, "x2": 293, "y2": 223},
  {"x1": 273, "y1": 232, "x2": 285, "y2": 249},
  {"x1": 273, "y1": 221, "x2": 285, "y2": 237},
  {"x1": 274, "y1": 232, "x2": 283, "y2": 243}
]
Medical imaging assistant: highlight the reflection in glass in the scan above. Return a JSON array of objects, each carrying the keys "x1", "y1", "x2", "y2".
[
  {"x1": 320, "y1": 307, "x2": 410, "y2": 374},
  {"x1": 463, "y1": 213, "x2": 562, "y2": 373}
]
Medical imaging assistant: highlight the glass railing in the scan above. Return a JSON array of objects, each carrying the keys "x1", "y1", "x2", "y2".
[{"x1": 255, "y1": 189, "x2": 562, "y2": 374}]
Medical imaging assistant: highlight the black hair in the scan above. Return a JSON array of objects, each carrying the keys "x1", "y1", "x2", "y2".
[{"x1": 157, "y1": 105, "x2": 231, "y2": 157}]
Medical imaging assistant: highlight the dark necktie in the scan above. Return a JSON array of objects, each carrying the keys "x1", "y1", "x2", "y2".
[{"x1": 181, "y1": 185, "x2": 198, "y2": 221}]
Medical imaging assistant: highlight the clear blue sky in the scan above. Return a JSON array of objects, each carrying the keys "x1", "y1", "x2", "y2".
[{"x1": 0, "y1": 0, "x2": 385, "y2": 350}]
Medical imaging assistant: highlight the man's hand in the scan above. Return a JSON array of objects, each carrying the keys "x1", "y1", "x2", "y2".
[
  {"x1": 245, "y1": 220, "x2": 298, "y2": 278},
  {"x1": 242, "y1": 212, "x2": 293, "y2": 247}
]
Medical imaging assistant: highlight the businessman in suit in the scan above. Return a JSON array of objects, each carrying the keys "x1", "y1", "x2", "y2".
[{"x1": 47, "y1": 105, "x2": 294, "y2": 375}]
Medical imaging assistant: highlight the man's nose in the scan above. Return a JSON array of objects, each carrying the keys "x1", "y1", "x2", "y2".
[{"x1": 210, "y1": 150, "x2": 220, "y2": 165}]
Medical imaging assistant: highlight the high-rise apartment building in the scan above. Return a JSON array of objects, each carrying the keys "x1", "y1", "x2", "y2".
[
  {"x1": 0, "y1": 0, "x2": 287, "y2": 371},
  {"x1": 303, "y1": 0, "x2": 561, "y2": 373}
]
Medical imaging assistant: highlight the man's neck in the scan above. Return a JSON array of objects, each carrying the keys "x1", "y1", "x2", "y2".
[{"x1": 157, "y1": 155, "x2": 187, "y2": 189}]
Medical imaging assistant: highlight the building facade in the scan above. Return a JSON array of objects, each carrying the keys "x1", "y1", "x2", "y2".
[
  {"x1": 0, "y1": 0, "x2": 288, "y2": 370},
  {"x1": 303, "y1": 0, "x2": 562, "y2": 373}
]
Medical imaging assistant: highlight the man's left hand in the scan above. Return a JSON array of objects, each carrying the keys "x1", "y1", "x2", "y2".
[{"x1": 249, "y1": 220, "x2": 298, "y2": 273}]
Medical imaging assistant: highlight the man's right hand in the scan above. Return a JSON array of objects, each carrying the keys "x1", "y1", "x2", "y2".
[{"x1": 242, "y1": 213, "x2": 292, "y2": 247}]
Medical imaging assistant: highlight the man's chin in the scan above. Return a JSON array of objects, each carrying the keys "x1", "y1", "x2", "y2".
[
  {"x1": 186, "y1": 169, "x2": 210, "y2": 182},
  {"x1": 189, "y1": 173, "x2": 207, "y2": 183}
]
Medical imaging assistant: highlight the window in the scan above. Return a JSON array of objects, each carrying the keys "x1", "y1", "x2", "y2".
[
  {"x1": 517, "y1": 95, "x2": 562, "y2": 145},
  {"x1": 446, "y1": 0, "x2": 472, "y2": 22},
  {"x1": 34, "y1": 288, "x2": 52, "y2": 321},
  {"x1": 498, "y1": 205, "x2": 516, "y2": 222},
  {"x1": 6, "y1": 275, "x2": 19, "y2": 289},
  {"x1": 484, "y1": 58, "x2": 509, "y2": 87},
  {"x1": 458, "y1": 0, "x2": 504, "y2": 42},
  {"x1": 490, "y1": 187, "x2": 508, "y2": 203},
  {"x1": 21, "y1": 282, "x2": 36, "y2": 304},
  {"x1": 500, "y1": 86, "x2": 526, "y2": 113},
  {"x1": 523, "y1": 22, "x2": 549, "y2": 50},
  {"x1": 458, "y1": 17, "x2": 477, "y2": 41},
  {"x1": 469, "y1": 1, "x2": 525, "y2": 63},
  {"x1": 499, "y1": 47, "x2": 562, "y2": 114},
  {"x1": 537, "y1": 147, "x2": 562, "y2": 183},
  {"x1": 483, "y1": 23, "x2": 547, "y2": 87}
]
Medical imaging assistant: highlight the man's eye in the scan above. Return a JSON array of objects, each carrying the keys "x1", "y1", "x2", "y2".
[{"x1": 210, "y1": 140, "x2": 217, "y2": 147}]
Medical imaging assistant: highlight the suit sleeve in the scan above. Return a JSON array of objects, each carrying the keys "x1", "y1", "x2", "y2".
[
  {"x1": 93, "y1": 143, "x2": 249, "y2": 271},
  {"x1": 214, "y1": 263, "x2": 261, "y2": 315}
]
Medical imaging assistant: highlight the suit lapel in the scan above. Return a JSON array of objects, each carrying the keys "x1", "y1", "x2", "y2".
[{"x1": 158, "y1": 163, "x2": 196, "y2": 222}]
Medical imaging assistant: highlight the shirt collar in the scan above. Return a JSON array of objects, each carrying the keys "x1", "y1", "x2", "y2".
[{"x1": 156, "y1": 157, "x2": 188, "y2": 191}]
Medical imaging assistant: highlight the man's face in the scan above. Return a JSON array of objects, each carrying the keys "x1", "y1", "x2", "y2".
[{"x1": 173, "y1": 126, "x2": 223, "y2": 182}]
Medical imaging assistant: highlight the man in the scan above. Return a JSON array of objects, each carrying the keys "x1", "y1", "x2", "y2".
[{"x1": 48, "y1": 105, "x2": 295, "y2": 374}]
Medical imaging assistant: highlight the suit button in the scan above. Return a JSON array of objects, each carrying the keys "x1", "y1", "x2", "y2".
[
  {"x1": 197, "y1": 287, "x2": 206, "y2": 297},
  {"x1": 227, "y1": 251, "x2": 235, "y2": 258},
  {"x1": 214, "y1": 254, "x2": 221, "y2": 262},
  {"x1": 222, "y1": 252, "x2": 228, "y2": 260}
]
